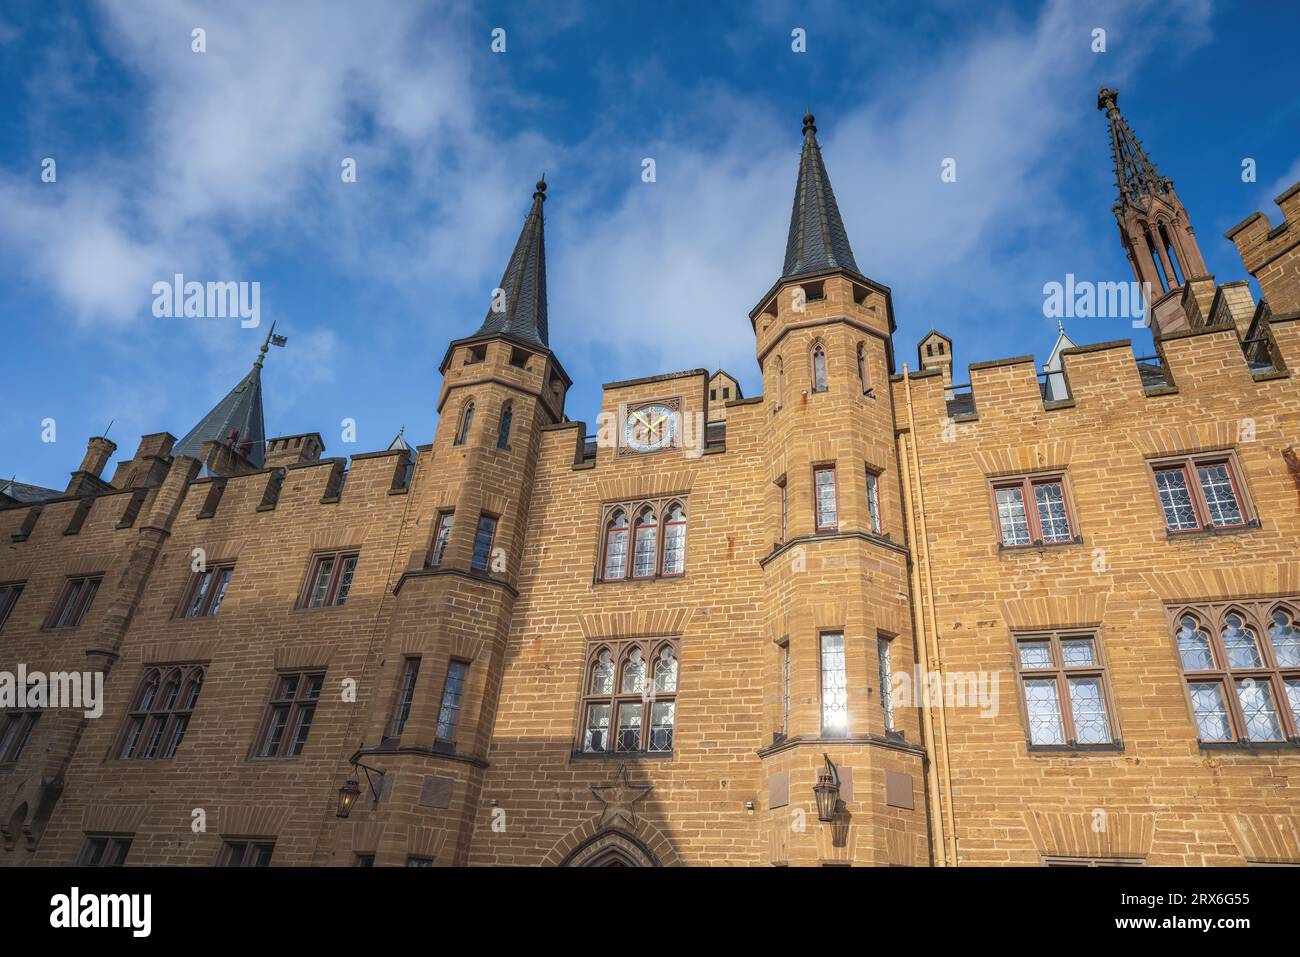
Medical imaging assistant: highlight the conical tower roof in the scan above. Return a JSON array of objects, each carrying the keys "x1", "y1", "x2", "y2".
[{"x1": 782, "y1": 113, "x2": 860, "y2": 281}]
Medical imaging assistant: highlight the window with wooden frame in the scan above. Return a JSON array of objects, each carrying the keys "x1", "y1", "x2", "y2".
[
  {"x1": 1150, "y1": 453, "x2": 1251, "y2": 533},
  {"x1": 0, "y1": 581, "x2": 23, "y2": 631},
  {"x1": 434, "y1": 659, "x2": 470, "y2": 745},
  {"x1": 0, "y1": 710, "x2": 39, "y2": 764},
  {"x1": 177, "y1": 563, "x2": 234, "y2": 618},
  {"x1": 597, "y1": 498, "x2": 688, "y2": 582},
  {"x1": 406, "y1": 856, "x2": 434, "y2": 867},
  {"x1": 811, "y1": 342, "x2": 828, "y2": 393},
  {"x1": 254, "y1": 671, "x2": 324, "y2": 759},
  {"x1": 453, "y1": 400, "x2": 475, "y2": 446},
  {"x1": 991, "y1": 473, "x2": 1076, "y2": 547},
  {"x1": 217, "y1": 839, "x2": 275, "y2": 867},
  {"x1": 1169, "y1": 600, "x2": 1300, "y2": 746},
  {"x1": 814, "y1": 466, "x2": 838, "y2": 532},
  {"x1": 866, "y1": 468, "x2": 882, "y2": 535},
  {"x1": 299, "y1": 551, "x2": 358, "y2": 608},
  {"x1": 470, "y1": 513, "x2": 497, "y2": 572},
  {"x1": 428, "y1": 511, "x2": 454, "y2": 568},
  {"x1": 78, "y1": 834, "x2": 133, "y2": 867},
  {"x1": 116, "y1": 664, "x2": 206, "y2": 760},
  {"x1": 388, "y1": 657, "x2": 421, "y2": 738},
  {"x1": 1014, "y1": 632, "x2": 1117, "y2": 748},
  {"x1": 578, "y1": 638, "x2": 678, "y2": 755},
  {"x1": 820, "y1": 631, "x2": 848, "y2": 735},
  {"x1": 45, "y1": 575, "x2": 102, "y2": 629}
]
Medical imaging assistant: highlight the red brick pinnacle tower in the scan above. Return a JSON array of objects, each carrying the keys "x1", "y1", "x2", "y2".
[{"x1": 1099, "y1": 86, "x2": 1209, "y2": 335}]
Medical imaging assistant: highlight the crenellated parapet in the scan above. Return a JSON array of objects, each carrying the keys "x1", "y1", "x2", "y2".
[{"x1": 1227, "y1": 183, "x2": 1300, "y2": 315}]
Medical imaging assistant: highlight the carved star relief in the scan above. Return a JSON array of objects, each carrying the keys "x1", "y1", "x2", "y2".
[{"x1": 591, "y1": 761, "x2": 652, "y2": 830}]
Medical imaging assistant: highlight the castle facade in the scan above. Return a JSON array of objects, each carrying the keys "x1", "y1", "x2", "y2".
[{"x1": 2, "y1": 90, "x2": 1299, "y2": 867}]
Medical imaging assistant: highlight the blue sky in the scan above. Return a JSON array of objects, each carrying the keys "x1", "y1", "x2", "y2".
[{"x1": 2, "y1": 0, "x2": 1298, "y2": 490}]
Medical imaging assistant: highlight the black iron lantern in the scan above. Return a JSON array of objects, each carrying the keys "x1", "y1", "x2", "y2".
[
  {"x1": 813, "y1": 753, "x2": 840, "y2": 823},
  {"x1": 336, "y1": 759, "x2": 385, "y2": 819},
  {"x1": 336, "y1": 779, "x2": 361, "y2": 818}
]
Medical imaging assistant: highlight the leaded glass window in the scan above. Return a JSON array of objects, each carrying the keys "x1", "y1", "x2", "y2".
[
  {"x1": 1015, "y1": 633, "x2": 1115, "y2": 747},
  {"x1": 812, "y1": 343, "x2": 828, "y2": 393},
  {"x1": 603, "y1": 510, "x2": 629, "y2": 580},
  {"x1": 820, "y1": 632, "x2": 847, "y2": 734},
  {"x1": 993, "y1": 475, "x2": 1075, "y2": 546},
  {"x1": 662, "y1": 504, "x2": 687, "y2": 575},
  {"x1": 435, "y1": 660, "x2": 469, "y2": 743},
  {"x1": 117, "y1": 664, "x2": 206, "y2": 761},
  {"x1": 301, "y1": 551, "x2": 358, "y2": 608},
  {"x1": 180, "y1": 564, "x2": 234, "y2": 618},
  {"x1": 1154, "y1": 467, "x2": 1198, "y2": 530},
  {"x1": 1151, "y1": 455, "x2": 1249, "y2": 532},
  {"x1": 632, "y1": 507, "x2": 658, "y2": 578},
  {"x1": 430, "y1": 511, "x2": 454, "y2": 567},
  {"x1": 1170, "y1": 601, "x2": 1300, "y2": 744},
  {"x1": 578, "y1": 639, "x2": 679, "y2": 755},
  {"x1": 454, "y1": 401, "x2": 474, "y2": 446},
  {"x1": 878, "y1": 635, "x2": 894, "y2": 732},
  {"x1": 866, "y1": 470, "x2": 882, "y2": 534},
  {"x1": 599, "y1": 497, "x2": 690, "y2": 581},
  {"x1": 470, "y1": 514, "x2": 496, "y2": 572},
  {"x1": 815, "y1": 466, "x2": 837, "y2": 531},
  {"x1": 996, "y1": 486, "x2": 1030, "y2": 546}
]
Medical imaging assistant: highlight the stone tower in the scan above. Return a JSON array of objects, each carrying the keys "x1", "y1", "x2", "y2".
[
  {"x1": 1098, "y1": 86, "x2": 1209, "y2": 336},
  {"x1": 341, "y1": 179, "x2": 571, "y2": 865},
  {"x1": 749, "y1": 114, "x2": 929, "y2": 865}
]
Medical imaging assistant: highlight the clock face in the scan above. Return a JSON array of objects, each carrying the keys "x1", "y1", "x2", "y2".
[{"x1": 624, "y1": 403, "x2": 678, "y2": 453}]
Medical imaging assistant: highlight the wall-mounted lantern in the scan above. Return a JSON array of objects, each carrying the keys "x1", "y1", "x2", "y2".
[
  {"x1": 336, "y1": 760, "x2": 385, "y2": 818},
  {"x1": 813, "y1": 753, "x2": 840, "y2": 823}
]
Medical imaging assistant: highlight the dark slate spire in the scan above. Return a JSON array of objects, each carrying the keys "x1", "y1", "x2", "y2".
[
  {"x1": 782, "y1": 112, "x2": 859, "y2": 281},
  {"x1": 172, "y1": 335, "x2": 274, "y2": 468},
  {"x1": 470, "y1": 178, "x2": 549, "y2": 349},
  {"x1": 1098, "y1": 87, "x2": 1172, "y2": 212}
]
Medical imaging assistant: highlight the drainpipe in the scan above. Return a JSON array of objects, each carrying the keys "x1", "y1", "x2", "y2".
[{"x1": 902, "y1": 365, "x2": 959, "y2": 866}]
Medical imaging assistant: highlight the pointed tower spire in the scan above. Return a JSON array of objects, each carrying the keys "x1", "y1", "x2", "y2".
[
  {"x1": 1099, "y1": 87, "x2": 1172, "y2": 211},
  {"x1": 782, "y1": 112, "x2": 860, "y2": 281},
  {"x1": 172, "y1": 331, "x2": 281, "y2": 468},
  {"x1": 469, "y1": 178, "x2": 549, "y2": 350},
  {"x1": 1097, "y1": 87, "x2": 1207, "y2": 335}
]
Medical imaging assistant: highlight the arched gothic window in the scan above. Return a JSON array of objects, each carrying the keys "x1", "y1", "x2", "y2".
[
  {"x1": 579, "y1": 639, "x2": 679, "y2": 755},
  {"x1": 117, "y1": 664, "x2": 206, "y2": 760},
  {"x1": 602, "y1": 511, "x2": 629, "y2": 580},
  {"x1": 632, "y1": 507, "x2": 658, "y2": 578},
  {"x1": 653, "y1": 645, "x2": 677, "y2": 692},
  {"x1": 1171, "y1": 602, "x2": 1300, "y2": 745},
  {"x1": 497, "y1": 402, "x2": 513, "y2": 449},
  {"x1": 662, "y1": 503, "x2": 686, "y2": 576},
  {"x1": 590, "y1": 648, "x2": 614, "y2": 695},
  {"x1": 1269, "y1": 607, "x2": 1300, "y2": 667},
  {"x1": 812, "y1": 343, "x2": 828, "y2": 393},
  {"x1": 621, "y1": 647, "x2": 645, "y2": 695},
  {"x1": 454, "y1": 401, "x2": 475, "y2": 446}
]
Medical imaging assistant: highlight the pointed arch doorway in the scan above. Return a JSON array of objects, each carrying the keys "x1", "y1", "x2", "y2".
[{"x1": 561, "y1": 829, "x2": 659, "y2": 867}]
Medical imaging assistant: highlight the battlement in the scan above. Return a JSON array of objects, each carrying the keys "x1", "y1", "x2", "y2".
[
  {"x1": 1226, "y1": 182, "x2": 1300, "y2": 315},
  {"x1": 895, "y1": 320, "x2": 1295, "y2": 436}
]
